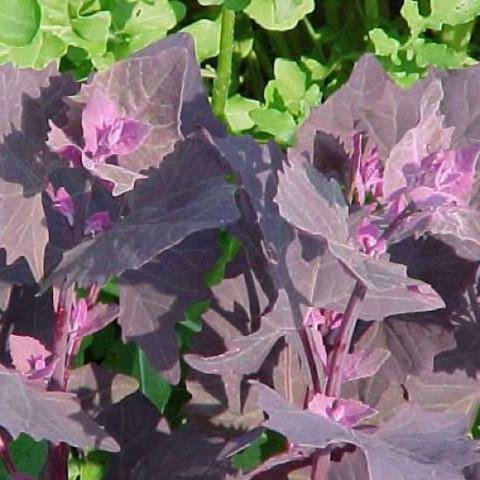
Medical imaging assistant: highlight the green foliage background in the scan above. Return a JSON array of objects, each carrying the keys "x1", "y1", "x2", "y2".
[{"x1": 2, "y1": 0, "x2": 480, "y2": 477}]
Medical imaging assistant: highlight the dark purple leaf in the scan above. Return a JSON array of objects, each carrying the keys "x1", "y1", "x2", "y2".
[
  {"x1": 67, "y1": 363, "x2": 138, "y2": 416},
  {"x1": 253, "y1": 383, "x2": 479, "y2": 480},
  {"x1": 118, "y1": 230, "x2": 220, "y2": 384},
  {"x1": 0, "y1": 366, "x2": 118, "y2": 451},
  {"x1": 0, "y1": 64, "x2": 77, "y2": 281},
  {"x1": 44, "y1": 179, "x2": 238, "y2": 288}
]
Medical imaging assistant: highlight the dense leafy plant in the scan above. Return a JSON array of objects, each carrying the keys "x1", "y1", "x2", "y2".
[{"x1": 1, "y1": 1, "x2": 480, "y2": 480}]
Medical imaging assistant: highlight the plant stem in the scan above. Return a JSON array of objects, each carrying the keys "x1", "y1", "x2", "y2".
[
  {"x1": 326, "y1": 281, "x2": 366, "y2": 396},
  {"x1": 253, "y1": 34, "x2": 274, "y2": 78},
  {"x1": 311, "y1": 281, "x2": 366, "y2": 480},
  {"x1": 365, "y1": 0, "x2": 380, "y2": 29},
  {"x1": 212, "y1": 7, "x2": 236, "y2": 120},
  {"x1": 45, "y1": 443, "x2": 69, "y2": 480},
  {"x1": 0, "y1": 428, "x2": 15, "y2": 475},
  {"x1": 246, "y1": 51, "x2": 264, "y2": 100}
]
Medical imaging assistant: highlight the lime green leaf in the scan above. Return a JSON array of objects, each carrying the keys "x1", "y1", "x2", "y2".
[
  {"x1": 415, "y1": 41, "x2": 468, "y2": 68},
  {"x1": 401, "y1": 0, "x2": 427, "y2": 38},
  {"x1": 429, "y1": 0, "x2": 480, "y2": 28},
  {"x1": 80, "y1": 451, "x2": 112, "y2": 480},
  {"x1": 301, "y1": 57, "x2": 328, "y2": 81},
  {"x1": 181, "y1": 18, "x2": 221, "y2": 62},
  {"x1": 273, "y1": 58, "x2": 307, "y2": 115},
  {"x1": 244, "y1": 0, "x2": 314, "y2": 31},
  {"x1": 225, "y1": 94, "x2": 261, "y2": 132},
  {"x1": 250, "y1": 108, "x2": 296, "y2": 145},
  {"x1": 369, "y1": 28, "x2": 401, "y2": 64},
  {"x1": 0, "y1": 0, "x2": 41, "y2": 46}
]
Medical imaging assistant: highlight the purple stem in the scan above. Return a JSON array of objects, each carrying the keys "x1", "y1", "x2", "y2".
[
  {"x1": 311, "y1": 281, "x2": 367, "y2": 480},
  {"x1": 0, "y1": 428, "x2": 15, "y2": 475}
]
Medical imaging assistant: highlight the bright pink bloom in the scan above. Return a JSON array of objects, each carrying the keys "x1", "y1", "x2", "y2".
[
  {"x1": 84, "y1": 211, "x2": 113, "y2": 236},
  {"x1": 308, "y1": 393, "x2": 377, "y2": 427},
  {"x1": 49, "y1": 187, "x2": 75, "y2": 226}
]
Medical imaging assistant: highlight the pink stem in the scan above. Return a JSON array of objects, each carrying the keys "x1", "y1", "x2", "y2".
[{"x1": 311, "y1": 281, "x2": 366, "y2": 480}]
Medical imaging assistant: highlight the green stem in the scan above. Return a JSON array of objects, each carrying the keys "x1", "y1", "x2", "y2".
[
  {"x1": 268, "y1": 31, "x2": 292, "y2": 58},
  {"x1": 365, "y1": 0, "x2": 380, "y2": 29},
  {"x1": 212, "y1": 7, "x2": 236, "y2": 119},
  {"x1": 247, "y1": 51, "x2": 264, "y2": 99}
]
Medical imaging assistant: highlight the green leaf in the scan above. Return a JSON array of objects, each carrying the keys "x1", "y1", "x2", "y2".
[
  {"x1": 0, "y1": 0, "x2": 41, "y2": 46},
  {"x1": 250, "y1": 108, "x2": 296, "y2": 145},
  {"x1": 225, "y1": 94, "x2": 261, "y2": 132},
  {"x1": 10, "y1": 433, "x2": 48, "y2": 478},
  {"x1": 369, "y1": 28, "x2": 401, "y2": 64},
  {"x1": 244, "y1": 0, "x2": 314, "y2": 31},
  {"x1": 301, "y1": 57, "x2": 328, "y2": 81},
  {"x1": 80, "y1": 451, "x2": 112, "y2": 480},
  {"x1": 181, "y1": 18, "x2": 221, "y2": 62},
  {"x1": 401, "y1": 0, "x2": 427, "y2": 38},
  {"x1": 429, "y1": 0, "x2": 480, "y2": 28},
  {"x1": 415, "y1": 41, "x2": 468, "y2": 68},
  {"x1": 272, "y1": 58, "x2": 307, "y2": 115},
  {"x1": 103, "y1": 341, "x2": 171, "y2": 412}
]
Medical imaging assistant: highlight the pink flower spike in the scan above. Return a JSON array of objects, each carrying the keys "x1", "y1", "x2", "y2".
[
  {"x1": 308, "y1": 393, "x2": 377, "y2": 427},
  {"x1": 50, "y1": 187, "x2": 75, "y2": 226},
  {"x1": 84, "y1": 211, "x2": 113, "y2": 236}
]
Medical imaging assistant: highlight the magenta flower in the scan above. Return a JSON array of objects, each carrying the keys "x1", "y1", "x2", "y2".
[
  {"x1": 49, "y1": 187, "x2": 75, "y2": 227},
  {"x1": 48, "y1": 89, "x2": 150, "y2": 195},
  {"x1": 84, "y1": 211, "x2": 113, "y2": 236},
  {"x1": 308, "y1": 393, "x2": 377, "y2": 427}
]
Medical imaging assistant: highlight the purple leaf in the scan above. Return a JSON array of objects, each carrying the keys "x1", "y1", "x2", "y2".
[
  {"x1": 0, "y1": 64, "x2": 77, "y2": 281},
  {"x1": 8, "y1": 335, "x2": 52, "y2": 380},
  {"x1": 0, "y1": 366, "x2": 118, "y2": 451},
  {"x1": 48, "y1": 187, "x2": 75, "y2": 226},
  {"x1": 275, "y1": 160, "x2": 348, "y2": 241},
  {"x1": 88, "y1": 163, "x2": 147, "y2": 196},
  {"x1": 253, "y1": 382, "x2": 479, "y2": 480},
  {"x1": 43, "y1": 179, "x2": 238, "y2": 288},
  {"x1": 343, "y1": 348, "x2": 390, "y2": 382},
  {"x1": 118, "y1": 230, "x2": 219, "y2": 384},
  {"x1": 67, "y1": 363, "x2": 138, "y2": 416}
]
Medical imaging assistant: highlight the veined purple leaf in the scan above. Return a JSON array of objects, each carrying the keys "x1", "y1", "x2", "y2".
[
  {"x1": 0, "y1": 64, "x2": 77, "y2": 281},
  {"x1": 89, "y1": 163, "x2": 147, "y2": 196},
  {"x1": 405, "y1": 371, "x2": 480, "y2": 422},
  {"x1": 0, "y1": 366, "x2": 118, "y2": 452},
  {"x1": 311, "y1": 246, "x2": 444, "y2": 320},
  {"x1": 67, "y1": 363, "x2": 138, "y2": 416},
  {"x1": 185, "y1": 308, "x2": 288, "y2": 377},
  {"x1": 71, "y1": 38, "x2": 190, "y2": 173},
  {"x1": 275, "y1": 160, "x2": 348, "y2": 242},
  {"x1": 253, "y1": 382, "x2": 479, "y2": 480},
  {"x1": 43, "y1": 179, "x2": 239, "y2": 288},
  {"x1": 97, "y1": 392, "x2": 170, "y2": 480},
  {"x1": 118, "y1": 230, "x2": 219, "y2": 384},
  {"x1": 343, "y1": 348, "x2": 390, "y2": 382}
]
